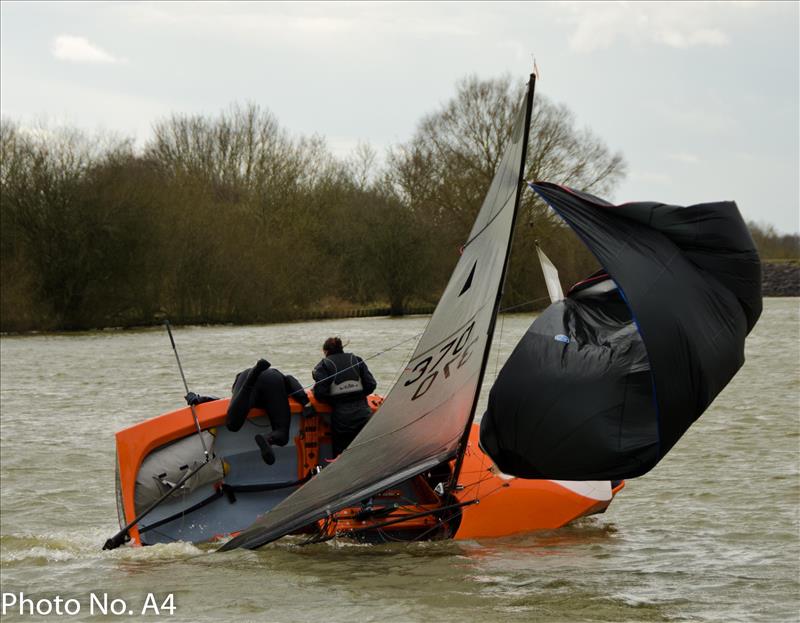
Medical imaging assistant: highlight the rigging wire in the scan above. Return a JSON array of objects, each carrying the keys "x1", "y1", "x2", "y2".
[
  {"x1": 386, "y1": 330, "x2": 421, "y2": 392},
  {"x1": 492, "y1": 312, "x2": 506, "y2": 382},
  {"x1": 463, "y1": 481, "x2": 510, "y2": 502},
  {"x1": 473, "y1": 306, "x2": 509, "y2": 502},
  {"x1": 300, "y1": 516, "x2": 331, "y2": 545},
  {"x1": 282, "y1": 330, "x2": 426, "y2": 402},
  {"x1": 281, "y1": 294, "x2": 552, "y2": 403},
  {"x1": 499, "y1": 294, "x2": 551, "y2": 314},
  {"x1": 457, "y1": 474, "x2": 496, "y2": 492},
  {"x1": 135, "y1": 292, "x2": 553, "y2": 550},
  {"x1": 411, "y1": 507, "x2": 465, "y2": 543}
]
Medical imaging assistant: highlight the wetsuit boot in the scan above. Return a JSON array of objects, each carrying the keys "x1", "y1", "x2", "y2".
[{"x1": 254, "y1": 434, "x2": 276, "y2": 465}]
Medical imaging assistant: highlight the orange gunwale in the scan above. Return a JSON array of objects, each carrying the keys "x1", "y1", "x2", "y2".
[{"x1": 115, "y1": 394, "x2": 622, "y2": 545}]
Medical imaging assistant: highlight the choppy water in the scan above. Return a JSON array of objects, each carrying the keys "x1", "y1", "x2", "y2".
[{"x1": 1, "y1": 299, "x2": 798, "y2": 622}]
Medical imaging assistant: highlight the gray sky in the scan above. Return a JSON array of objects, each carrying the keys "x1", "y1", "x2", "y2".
[{"x1": 2, "y1": 1, "x2": 798, "y2": 232}]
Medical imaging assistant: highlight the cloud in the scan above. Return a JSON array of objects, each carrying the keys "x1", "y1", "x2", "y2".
[
  {"x1": 658, "y1": 28, "x2": 728, "y2": 49},
  {"x1": 557, "y1": 2, "x2": 732, "y2": 53},
  {"x1": 114, "y1": 3, "x2": 475, "y2": 43},
  {"x1": 51, "y1": 35, "x2": 122, "y2": 64}
]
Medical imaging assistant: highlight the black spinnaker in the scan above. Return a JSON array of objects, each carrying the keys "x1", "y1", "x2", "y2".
[
  {"x1": 479, "y1": 182, "x2": 762, "y2": 480},
  {"x1": 218, "y1": 74, "x2": 536, "y2": 551}
]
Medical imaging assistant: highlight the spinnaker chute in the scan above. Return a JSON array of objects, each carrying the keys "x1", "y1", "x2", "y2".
[{"x1": 480, "y1": 182, "x2": 762, "y2": 480}]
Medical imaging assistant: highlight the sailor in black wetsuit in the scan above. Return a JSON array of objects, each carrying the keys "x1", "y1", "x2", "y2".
[
  {"x1": 226, "y1": 359, "x2": 313, "y2": 465},
  {"x1": 312, "y1": 337, "x2": 377, "y2": 458}
]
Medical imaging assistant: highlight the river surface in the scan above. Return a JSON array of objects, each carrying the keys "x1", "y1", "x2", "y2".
[{"x1": 1, "y1": 298, "x2": 798, "y2": 622}]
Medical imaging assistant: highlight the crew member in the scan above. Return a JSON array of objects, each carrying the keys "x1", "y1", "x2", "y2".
[
  {"x1": 226, "y1": 359, "x2": 314, "y2": 465},
  {"x1": 312, "y1": 337, "x2": 377, "y2": 457}
]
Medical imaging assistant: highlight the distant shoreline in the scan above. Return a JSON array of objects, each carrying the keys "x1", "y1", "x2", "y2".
[
  {"x1": 1, "y1": 262, "x2": 797, "y2": 337},
  {"x1": 762, "y1": 260, "x2": 800, "y2": 297}
]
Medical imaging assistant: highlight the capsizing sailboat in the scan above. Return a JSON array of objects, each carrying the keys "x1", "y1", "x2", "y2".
[{"x1": 108, "y1": 73, "x2": 625, "y2": 550}]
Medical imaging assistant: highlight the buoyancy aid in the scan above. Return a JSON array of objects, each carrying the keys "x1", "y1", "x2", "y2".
[{"x1": 324, "y1": 352, "x2": 365, "y2": 397}]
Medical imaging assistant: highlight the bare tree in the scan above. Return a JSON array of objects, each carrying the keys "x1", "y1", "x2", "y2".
[
  {"x1": 747, "y1": 221, "x2": 800, "y2": 259},
  {"x1": 147, "y1": 103, "x2": 336, "y2": 224},
  {"x1": 389, "y1": 75, "x2": 625, "y2": 225},
  {"x1": 386, "y1": 74, "x2": 627, "y2": 306},
  {"x1": 0, "y1": 120, "x2": 136, "y2": 328},
  {"x1": 346, "y1": 141, "x2": 378, "y2": 191},
  {"x1": 1, "y1": 74, "x2": 632, "y2": 331}
]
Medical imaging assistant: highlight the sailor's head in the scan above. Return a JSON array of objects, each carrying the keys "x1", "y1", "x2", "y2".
[{"x1": 323, "y1": 336, "x2": 344, "y2": 356}]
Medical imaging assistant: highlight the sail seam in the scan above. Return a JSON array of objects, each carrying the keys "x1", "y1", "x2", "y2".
[
  {"x1": 461, "y1": 188, "x2": 518, "y2": 249},
  {"x1": 350, "y1": 389, "x2": 478, "y2": 450},
  {"x1": 403, "y1": 309, "x2": 483, "y2": 361}
]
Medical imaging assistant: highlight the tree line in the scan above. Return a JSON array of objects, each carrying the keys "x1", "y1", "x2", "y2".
[{"x1": 1, "y1": 75, "x2": 796, "y2": 332}]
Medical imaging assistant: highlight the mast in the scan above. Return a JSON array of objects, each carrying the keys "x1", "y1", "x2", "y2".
[
  {"x1": 220, "y1": 72, "x2": 539, "y2": 552},
  {"x1": 448, "y1": 72, "x2": 536, "y2": 490}
]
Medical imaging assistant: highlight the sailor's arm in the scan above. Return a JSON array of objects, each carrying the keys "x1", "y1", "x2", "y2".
[
  {"x1": 358, "y1": 357, "x2": 377, "y2": 395},
  {"x1": 284, "y1": 374, "x2": 310, "y2": 406}
]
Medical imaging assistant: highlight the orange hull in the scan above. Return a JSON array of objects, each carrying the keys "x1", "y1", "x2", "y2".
[
  {"x1": 114, "y1": 395, "x2": 622, "y2": 546},
  {"x1": 453, "y1": 426, "x2": 623, "y2": 539}
]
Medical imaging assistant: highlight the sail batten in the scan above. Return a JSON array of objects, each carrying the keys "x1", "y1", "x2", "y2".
[{"x1": 219, "y1": 74, "x2": 536, "y2": 551}]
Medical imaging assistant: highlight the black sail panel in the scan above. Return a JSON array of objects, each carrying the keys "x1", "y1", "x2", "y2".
[
  {"x1": 480, "y1": 182, "x2": 761, "y2": 480},
  {"x1": 218, "y1": 76, "x2": 535, "y2": 551}
]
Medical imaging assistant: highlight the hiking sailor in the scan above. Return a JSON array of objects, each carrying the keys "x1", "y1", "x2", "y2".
[
  {"x1": 312, "y1": 337, "x2": 377, "y2": 457},
  {"x1": 225, "y1": 359, "x2": 314, "y2": 465}
]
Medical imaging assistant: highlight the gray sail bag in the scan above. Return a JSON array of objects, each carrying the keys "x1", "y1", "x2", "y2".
[{"x1": 134, "y1": 432, "x2": 224, "y2": 513}]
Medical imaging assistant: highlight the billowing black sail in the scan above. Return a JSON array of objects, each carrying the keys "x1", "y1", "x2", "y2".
[
  {"x1": 480, "y1": 182, "x2": 762, "y2": 480},
  {"x1": 218, "y1": 75, "x2": 536, "y2": 551}
]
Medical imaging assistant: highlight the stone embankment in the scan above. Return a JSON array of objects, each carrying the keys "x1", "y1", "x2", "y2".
[{"x1": 762, "y1": 261, "x2": 800, "y2": 296}]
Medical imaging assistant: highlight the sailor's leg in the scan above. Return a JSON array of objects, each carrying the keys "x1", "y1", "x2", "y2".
[
  {"x1": 331, "y1": 427, "x2": 358, "y2": 457},
  {"x1": 254, "y1": 434, "x2": 276, "y2": 465},
  {"x1": 226, "y1": 359, "x2": 271, "y2": 431},
  {"x1": 254, "y1": 368, "x2": 292, "y2": 447},
  {"x1": 226, "y1": 369, "x2": 253, "y2": 431}
]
